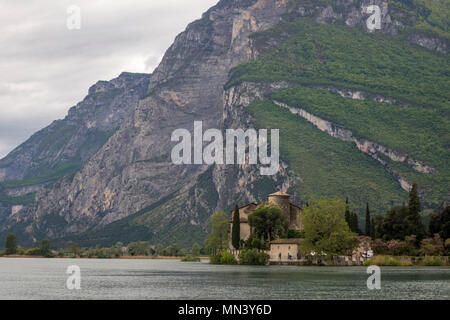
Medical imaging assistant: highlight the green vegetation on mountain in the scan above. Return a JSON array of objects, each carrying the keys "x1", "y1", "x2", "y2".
[
  {"x1": 0, "y1": 127, "x2": 118, "y2": 190},
  {"x1": 270, "y1": 87, "x2": 449, "y2": 171},
  {"x1": 0, "y1": 159, "x2": 82, "y2": 189},
  {"x1": 267, "y1": 86, "x2": 450, "y2": 208},
  {"x1": 247, "y1": 100, "x2": 408, "y2": 214},
  {"x1": 0, "y1": 193, "x2": 35, "y2": 206},
  {"x1": 229, "y1": 14, "x2": 449, "y2": 212},
  {"x1": 389, "y1": 0, "x2": 450, "y2": 40},
  {"x1": 228, "y1": 19, "x2": 449, "y2": 113}
]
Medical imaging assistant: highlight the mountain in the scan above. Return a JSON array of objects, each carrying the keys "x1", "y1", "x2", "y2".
[
  {"x1": 0, "y1": 0, "x2": 448, "y2": 248},
  {"x1": 0, "y1": 72, "x2": 150, "y2": 183},
  {"x1": 0, "y1": 72, "x2": 150, "y2": 241}
]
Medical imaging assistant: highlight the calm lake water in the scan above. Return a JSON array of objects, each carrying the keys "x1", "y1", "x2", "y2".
[{"x1": 0, "y1": 258, "x2": 449, "y2": 300}]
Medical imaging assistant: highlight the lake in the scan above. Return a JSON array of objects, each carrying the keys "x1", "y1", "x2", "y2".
[{"x1": 0, "y1": 258, "x2": 449, "y2": 300}]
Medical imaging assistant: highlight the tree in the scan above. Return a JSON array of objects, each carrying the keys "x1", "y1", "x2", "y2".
[
  {"x1": 248, "y1": 202, "x2": 287, "y2": 242},
  {"x1": 299, "y1": 198, "x2": 358, "y2": 256},
  {"x1": 344, "y1": 199, "x2": 359, "y2": 234},
  {"x1": 380, "y1": 206, "x2": 410, "y2": 240},
  {"x1": 350, "y1": 212, "x2": 360, "y2": 234},
  {"x1": 408, "y1": 183, "x2": 421, "y2": 217},
  {"x1": 191, "y1": 242, "x2": 201, "y2": 256},
  {"x1": 242, "y1": 237, "x2": 268, "y2": 250},
  {"x1": 204, "y1": 211, "x2": 229, "y2": 255},
  {"x1": 5, "y1": 233, "x2": 17, "y2": 255},
  {"x1": 405, "y1": 183, "x2": 425, "y2": 240},
  {"x1": 370, "y1": 217, "x2": 376, "y2": 239},
  {"x1": 372, "y1": 214, "x2": 383, "y2": 239},
  {"x1": 40, "y1": 239, "x2": 52, "y2": 257},
  {"x1": 345, "y1": 198, "x2": 351, "y2": 228},
  {"x1": 70, "y1": 243, "x2": 80, "y2": 257},
  {"x1": 282, "y1": 229, "x2": 305, "y2": 239},
  {"x1": 128, "y1": 241, "x2": 151, "y2": 256},
  {"x1": 111, "y1": 242, "x2": 124, "y2": 257},
  {"x1": 429, "y1": 206, "x2": 450, "y2": 240},
  {"x1": 231, "y1": 205, "x2": 241, "y2": 250},
  {"x1": 365, "y1": 203, "x2": 371, "y2": 237},
  {"x1": 155, "y1": 243, "x2": 164, "y2": 256},
  {"x1": 164, "y1": 244, "x2": 181, "y2": 256}
]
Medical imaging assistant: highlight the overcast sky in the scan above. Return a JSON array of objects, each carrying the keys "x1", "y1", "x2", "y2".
[{"x1": 0, "y1": 0, "x2": 218, "y2": 158}]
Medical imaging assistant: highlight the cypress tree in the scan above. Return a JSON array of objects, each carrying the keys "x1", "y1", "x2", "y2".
[
  {"x1": 345, "y1": 198, "x2": 351, "y2": 228},
  {"x1": 231, "y1": 205, "x2": 241, "y2": 250},
  {"x1": 370, "y1": 217, "x2": 376, "y2": 239},
  {"x1": 408, "y1": 183, "x2": 421, "y2": 217},
  {"x1": 40, "y1": 238, "x2": 51, "y2": 257},
  {"x1": 351, "y1": 212, "x2": 359, "y2": 234},
  {"x1": 406, "y1": 183, "x2": 425, "y2": 240},
  {"x1": 365, "y1": 203, "x2": 371, "y2": 236},
  {"x1": 5, "y1": 233, "x2": 17, "y2": 255}
]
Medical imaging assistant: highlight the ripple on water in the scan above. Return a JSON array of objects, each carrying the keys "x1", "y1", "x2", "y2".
[{"x1": 0, "y1": 258, "x2": 448, "y2": 299}]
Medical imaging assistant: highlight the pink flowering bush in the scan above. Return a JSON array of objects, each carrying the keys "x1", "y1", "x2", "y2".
[{"x1": 419, "y1": 235, "x2": 444, "y2": 256}]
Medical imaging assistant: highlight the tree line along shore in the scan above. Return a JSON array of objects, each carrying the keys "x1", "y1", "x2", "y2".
[
  {"x1": 0, "y1": 237, "x2": 206, "y2": 261},
  {"x1": 1, "y1": 184, "x2": 449, "y2": 266}
]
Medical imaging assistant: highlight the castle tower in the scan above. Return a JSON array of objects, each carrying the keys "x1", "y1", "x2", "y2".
[{"x1": 268, "y1": 191, "x2": 291, "y2": 222}]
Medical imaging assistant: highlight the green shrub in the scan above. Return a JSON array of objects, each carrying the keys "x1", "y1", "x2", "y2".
[
  {"x1": 181, "y1": 255, "x2": 201, "y2": 262},
  {"x1": 220, "y1": 251, "x2": 238, "y2": 265},
  {"x1": 16, "y1": 246, "x2": 25, "y2": 255},
  {"x1": 363, "y1": 255, "x2": 412, "y2": 266},
  {"x1": 209, "y1": 251, "x2": 238, "y2": 265},
  {"x1": 238, "y1": 249, "x2": 269, "y2": 265},
  {"x1": 422, "y1": 256, "x2": 446, "y2": 266},
  {"x1": 40, "y1": 239, "x2": 52, "y2": 258},
  {"x1": 24, "y1": 248, "x2": 42, "y2": 256},
  {"x1": 243, "y1": 237, "x2": 268, "y2": 250},
  {"x1": 281, "y1": 229, "x2": 305, "y2": 239},
  {"x1": 209, "y1": 254, "x2": 222, "y2": 264}
]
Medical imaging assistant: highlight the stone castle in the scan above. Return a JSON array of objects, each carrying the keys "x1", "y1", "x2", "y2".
[
  {"x1": 230, "y1": 191, "x2": 302, "y2": 243},
  {"x1": 229, "y1": 191, "x2": 372, "y2": 265}
]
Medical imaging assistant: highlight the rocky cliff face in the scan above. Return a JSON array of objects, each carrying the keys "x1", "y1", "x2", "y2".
[
  {"x1": 1, "y1": 0, "x2": 448, "y2": 246},
  {"x1": 0, "y1": 72, "x2": 150, "y2": 183},
  {"x1": 4, "y1": 0, "x2": 294, "y2": 243},
  {"x1": 0, "y1": 72, "x2": 150, "y2": 239}
]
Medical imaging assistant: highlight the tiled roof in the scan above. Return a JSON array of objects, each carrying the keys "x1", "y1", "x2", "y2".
[
  {"x1": 230, "y1": 203, "x2": 258, "y2": 213},
  {"x1": 269, "y1": 191, "x2": 290, "y2": 197}
]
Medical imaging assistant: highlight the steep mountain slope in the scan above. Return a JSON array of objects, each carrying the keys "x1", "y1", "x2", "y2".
[
  {"x1": 0, "y1": 72, "x2": 150, "y2": 183},
  {"x1": 2, "y1": 0, "x2": 294, "y2": 246},
  {"x1": 0, "y1": 72, "x2": 150, "y2": 240},
  {"x1": 228, "y1": 15, "x2": 449, "y2": 211},
  {"x1": 1, "y1": 0, "x2": 448, "y2": 247}
]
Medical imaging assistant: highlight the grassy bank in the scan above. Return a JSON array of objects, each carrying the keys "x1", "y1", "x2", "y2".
[{"x1": 363, "y1": 255, "x2": 449, "y2": 266}]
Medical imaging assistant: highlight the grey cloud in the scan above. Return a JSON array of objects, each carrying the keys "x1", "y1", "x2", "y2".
[{"x1": 0, "y1": 0, "x2": 218, "y2": 158}]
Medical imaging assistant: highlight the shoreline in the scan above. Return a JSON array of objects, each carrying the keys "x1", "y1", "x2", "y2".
[
  {"x1": 1, "y1": 254, "x2": 448, "y2": 267},
  {"x1": 0, "y1": 255, "x2": 209, "y2": 260}
]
